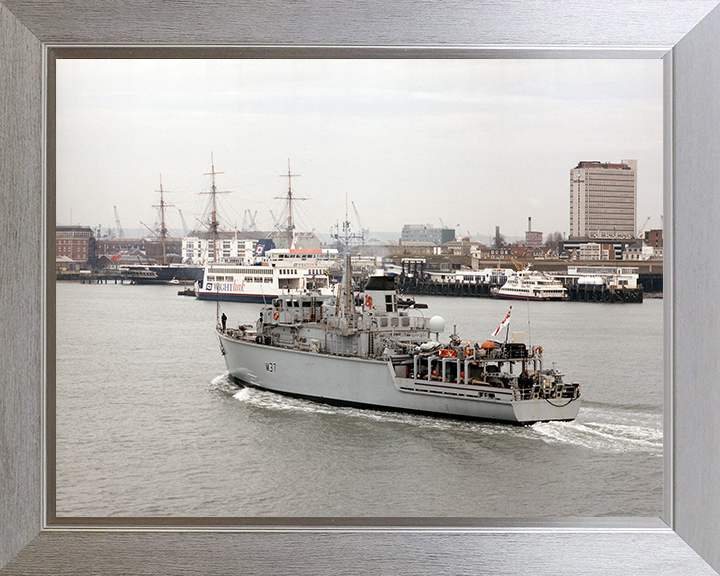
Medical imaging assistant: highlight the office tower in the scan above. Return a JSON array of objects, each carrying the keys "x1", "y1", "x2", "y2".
[{"x1": 569, "y1": 160, "x2": 637, "y2": 238}]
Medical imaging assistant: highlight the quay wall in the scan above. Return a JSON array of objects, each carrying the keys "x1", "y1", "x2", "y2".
[{"x1": 56, "y1": 270, "x2": 126, "y2": 283}]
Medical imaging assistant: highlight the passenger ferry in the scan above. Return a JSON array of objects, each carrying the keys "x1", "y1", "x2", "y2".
[
  {"x1": 491, "y1": 267, "x2": 569, "y2": 301},
  {"x1": 195, "y1": 247, "x2": 338, "y2": 303}
]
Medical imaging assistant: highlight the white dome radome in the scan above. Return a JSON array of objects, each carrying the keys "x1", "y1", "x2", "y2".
[{"x1": 428, "y1": 316, "x2": 446, "y2": 333}]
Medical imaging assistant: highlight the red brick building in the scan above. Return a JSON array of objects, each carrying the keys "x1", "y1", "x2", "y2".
[
  {"x1": 56, "y1": 226, "x2": 95, "y2": 270},
  {"x1": 645, "y1": 229, "x2": 663, "y2": 248}
]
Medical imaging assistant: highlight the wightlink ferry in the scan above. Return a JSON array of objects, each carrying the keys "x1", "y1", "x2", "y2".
[{"x1": 195, "y1": 247, "x2": 338, "y2": 303}]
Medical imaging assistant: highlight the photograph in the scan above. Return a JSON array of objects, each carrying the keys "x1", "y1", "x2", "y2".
[
  {"x1": 54, "y1": 58, "x2": 664, "y2": 518},
  {"x1": 5, "y1": 1, "x2": 720, "y2": 574}
]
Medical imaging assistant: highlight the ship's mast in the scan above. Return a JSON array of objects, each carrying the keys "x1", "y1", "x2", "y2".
[
  {"x1": 199, "y1": 153, "x2": 232, "y2": 263},
  {"x1": 333, "y1": 199, "x2": 363, "y2": 317},
  {"x1": 276, "y1": 160, "x2": 306, "y2": 250},
  {"x1": 153, "y1": 175, "x2": 173, "y2": 265},
  {"x1": 140, "y1": 174, "x2": 174, "y2": 265}
]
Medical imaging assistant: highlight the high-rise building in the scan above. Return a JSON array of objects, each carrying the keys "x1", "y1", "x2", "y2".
[{"x1": 569, "y1": 160, "x2": 637, "y2": 238}]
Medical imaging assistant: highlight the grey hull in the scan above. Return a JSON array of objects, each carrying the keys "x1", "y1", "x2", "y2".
[{"x1": 218, "y1": 333, "x2": 581, "y2": 424}]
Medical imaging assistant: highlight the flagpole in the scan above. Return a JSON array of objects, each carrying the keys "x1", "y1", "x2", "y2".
[
  {"x1": 491, "y1": 306, "x2": 512, "y2": 340},
  {"x1": 505, "y1": 305, "x2": 511, "y2": 344}
]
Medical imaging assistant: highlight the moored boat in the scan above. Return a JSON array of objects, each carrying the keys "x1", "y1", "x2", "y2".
[
  {"x1": 491, "y1": 267, "x2": 569, "y2": 301},
  {"x1": 195, "y1": 247, "x2": 337, "y2": 303}
]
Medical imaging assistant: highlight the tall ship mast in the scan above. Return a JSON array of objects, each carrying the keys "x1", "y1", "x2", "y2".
[
  {"x1": 275, "y1": 160, "x2": 306, "y2": 250},
  {"x1": 199, "y1": 153, "x2": 232, "y2": 263},
  {"x1": 139, "y1": 174, "x2": 174, "y2": 266},
  {"x1": 154, "y1": 175, "x2": 171, "y2": 266},
  {"x1": 126, "y1": 174, "x2": 204, "y2": 285}
]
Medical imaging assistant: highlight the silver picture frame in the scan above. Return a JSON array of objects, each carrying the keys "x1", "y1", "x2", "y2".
[{"x1": 2, "y1": 1, "x2": 720, "y2": 574}]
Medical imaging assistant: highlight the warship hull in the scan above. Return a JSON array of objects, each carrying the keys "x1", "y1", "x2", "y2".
[{"x1": 218, "y1": 333, "x2": 581, "y2": 424}]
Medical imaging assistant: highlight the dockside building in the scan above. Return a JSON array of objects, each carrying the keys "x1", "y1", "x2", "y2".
[
  {"x1": 56, "y1": 225, "x2": 95, "y2": 270},
  {"x1": 401, "y1": 225, "x2": 455, "y2": 245}
]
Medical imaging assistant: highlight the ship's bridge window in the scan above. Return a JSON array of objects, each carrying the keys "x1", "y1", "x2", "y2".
[
  {"x1": 380, "y1": 318, "x2": 388, "y2": 328},
  {"x1": 302, "y1": 301, "x2": 311, "y2": 308},
  {"x1": 391, "y1": 317, "x2": 399, "y2": 327}
]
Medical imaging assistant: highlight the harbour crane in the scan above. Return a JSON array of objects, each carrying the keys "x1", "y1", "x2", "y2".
[
  {"x1": 176, "y1": 208, "x2": 189, "y2": 235},
  {"x1": 113, "y1": 206, "x2": 124, "y2": 238},
  {"x1": 243, "y1": 209, "x2": 258, "y2": 231},
  {"x1": 637, "y1": 216, "x2": 651, "y2": 237},
  {"x1": 351, "y1": 201, "x2": 368, "y2": 242},
  {"x1": 269, "y1": 210, "x2": 282, "y2": 231}
]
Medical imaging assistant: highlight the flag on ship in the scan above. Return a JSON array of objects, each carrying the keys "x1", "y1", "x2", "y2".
[{"x1": 491, "y1": 306, "x2": 512, "y2": 337}]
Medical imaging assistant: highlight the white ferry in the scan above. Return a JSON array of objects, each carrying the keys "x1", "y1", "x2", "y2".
[
  {"x1": 491, "y1": 267, "x2": 569, "y2": 301},
  {"x1": 195, "y1": 247, "x2": 339, "y2": 303}
]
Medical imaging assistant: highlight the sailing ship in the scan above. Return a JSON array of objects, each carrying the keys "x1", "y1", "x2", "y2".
[
  {"x1": 125, "y1": 175, "x2": 203, "y2": 284},
  {"x1": 194, "y1": 159, "x2": 339, "y2": 302}
]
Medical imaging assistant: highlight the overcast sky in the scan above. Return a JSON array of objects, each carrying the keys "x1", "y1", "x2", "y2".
[{"x1": 56, "y1": 59, "x2": 663, "y2": 242}]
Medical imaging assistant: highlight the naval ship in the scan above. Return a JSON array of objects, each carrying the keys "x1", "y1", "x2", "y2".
[{"x1": 216, "y1": 253, "x2": 581, "y2": 424}]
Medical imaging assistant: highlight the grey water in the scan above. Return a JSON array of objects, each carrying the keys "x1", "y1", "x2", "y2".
[{"x1": 55, "y1": 282, "x2": 663, "y2": 517}]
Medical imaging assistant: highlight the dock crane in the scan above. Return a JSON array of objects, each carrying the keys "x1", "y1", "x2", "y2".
[
  {"x1": 113, "y1": 206, "x2": 124, "y2": 238},
  {"x1": 637, "y1": 216, "x2": 651, "y2": 238},
  {"x1": 269, "y1": 210, "x2": 281, "y2": 231},
  {"x1": 242, "y1": 209, "x2": 258, "y2": 231},
  {"x1": 351, "y1": 201, "x2": 368, "y2": 242},
  {"x1": 176, "y1": 208, "x2": 189, "y2": 235}
]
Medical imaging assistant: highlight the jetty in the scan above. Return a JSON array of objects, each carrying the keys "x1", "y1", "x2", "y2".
[{"x1": 394, "y1": 260, "x2": 646, "y2": 303}]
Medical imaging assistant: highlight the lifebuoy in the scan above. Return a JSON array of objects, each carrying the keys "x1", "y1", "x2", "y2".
[
  {"x1": 273, "y1": 311, "x2": 279, "y2": 320},
  {"x1": 534, "y1": 346, "x2": 543, "y2": 355}
]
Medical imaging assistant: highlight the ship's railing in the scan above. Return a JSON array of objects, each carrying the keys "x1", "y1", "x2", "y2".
[
  {"x1": 512, "y1": 382, "x2": 581, "y2": 401},
  {"x1": 220, "y1": 325, "x2": 258, "y2": 342}
]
